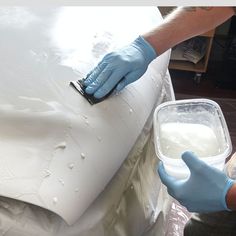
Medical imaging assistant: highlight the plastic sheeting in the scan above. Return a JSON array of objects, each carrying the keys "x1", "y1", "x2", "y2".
[{"x1": 0, "y1": 6, "x2": 176, "y2": 236}]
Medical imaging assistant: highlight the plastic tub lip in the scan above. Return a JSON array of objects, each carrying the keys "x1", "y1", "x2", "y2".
[
  {"x1": 154, "y1": 98, "x2": 222, "y2": 113},
  {"x1": 153, "y1": 98, "x2": 232, "y2": 165}
]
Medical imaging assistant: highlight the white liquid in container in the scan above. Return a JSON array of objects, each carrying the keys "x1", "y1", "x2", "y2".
[{"x1": 160, "y1": 122, "x2": 220, "y2": 159}]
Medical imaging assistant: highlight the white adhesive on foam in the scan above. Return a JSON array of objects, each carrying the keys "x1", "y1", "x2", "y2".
[
  {"x1": 0, "y1": 7, "x2": 172, "y2": 226},
  {"x1": 160, "y1": 122, "x2": 220, "y2": 159}
]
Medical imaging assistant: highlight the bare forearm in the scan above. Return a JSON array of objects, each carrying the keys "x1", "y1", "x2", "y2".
[
  {"x1": 143, "y1": 7, "x2": 234, "y2": 55},
  {"x1": 226, "y1": 183, "x2": 236, "y2": 210}
]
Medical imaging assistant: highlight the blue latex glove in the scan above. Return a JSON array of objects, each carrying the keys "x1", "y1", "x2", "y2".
[
  {"x1": 158, "y1": 151, "x2": 234, "y2": 213},
  {"x1": 83, "y1": 36, "x2": 157, "y2": 99}
]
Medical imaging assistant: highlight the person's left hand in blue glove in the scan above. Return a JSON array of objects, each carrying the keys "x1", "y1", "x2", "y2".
[{"x1": 158, "y1": 151, "x2": 235, "y2": 213}]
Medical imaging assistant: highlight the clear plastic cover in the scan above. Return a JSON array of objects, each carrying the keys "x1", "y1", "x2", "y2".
[{"x1": 165, "y1": 200, "x2": 192, "y2": 236}]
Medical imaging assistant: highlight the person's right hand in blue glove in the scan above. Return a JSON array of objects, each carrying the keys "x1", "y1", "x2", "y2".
[
  {"x1": 158, "y1": 151, "x2": 235, "y2": 213},
  {"x1": 83, "y1": 36, "x2": 157, "y2": 99}
]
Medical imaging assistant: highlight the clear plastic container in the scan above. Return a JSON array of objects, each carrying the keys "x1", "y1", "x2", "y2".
[{"x1": 153, "y1": 99, "x2": 232, "y2": 179}]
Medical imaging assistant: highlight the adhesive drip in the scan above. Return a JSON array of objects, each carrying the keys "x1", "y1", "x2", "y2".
[
  {"x1": 150, "y1": 210, "x2": 156, "y2": 224},
  {"x1": 43, "y1": 169, "x2": 52, "y2": 178},
  {"x1": 130, "y1": 185, "x2": 134, "y2": 190},
  {"x1": 68, "y1": 163, "x2": 75, "y2": 169},
  {"x1": 55, "y1": 141, "x2": 67, "y2": 149},
  {"x1": 58, "y1": 179, "x2": 65, "y2": 186},
  {"x1": 85, "y1": 120, "x2": 89, "y2": 126},
  {"x1": 97, "y1": 136, "x2": 102, "y2": 142},
  {"x1": 81, "y1": 152, "x2": 86, "y2": 160},
  {"x1": 129, "y1": 108, "x2": 133, "y2": 114},
  {"x1": 75, "y1": 188, "x2": 79, "y2": 193},
  {"x1": 53, "y1": 197, "x2": 58, "y2": 204}
]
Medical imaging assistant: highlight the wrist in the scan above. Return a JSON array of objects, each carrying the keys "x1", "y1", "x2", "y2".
[
  {"x1": 226, "y1": 182, "x2": 236, "y2": 210},
  {"x1": 134, "y1": 36, "x2": 157, "y2": 62}
]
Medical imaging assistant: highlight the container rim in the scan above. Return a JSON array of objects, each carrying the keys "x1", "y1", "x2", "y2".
[{"x1": 153, "y1": 98, "x2": 222, "y2": 113}]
